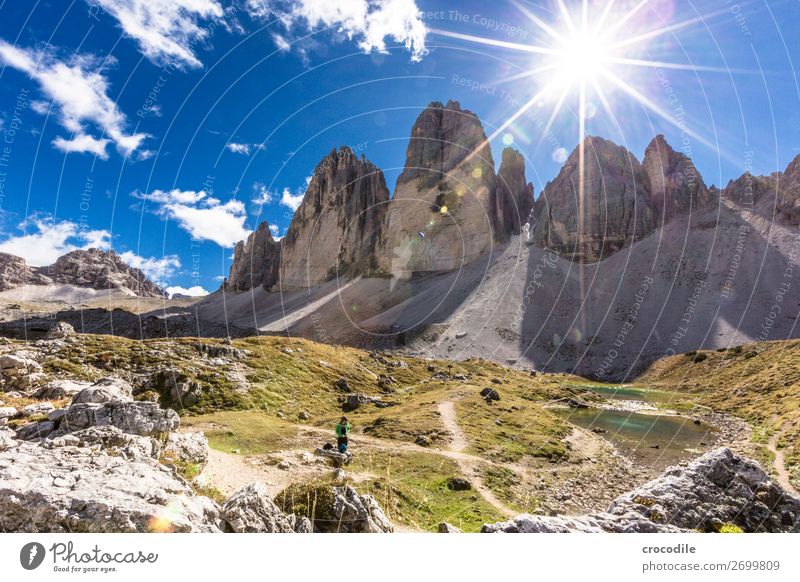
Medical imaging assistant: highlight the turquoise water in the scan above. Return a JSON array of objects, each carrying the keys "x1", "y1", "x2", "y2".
[{"x1": 554, "y1": 407, "x2": 715, "y2": 467}]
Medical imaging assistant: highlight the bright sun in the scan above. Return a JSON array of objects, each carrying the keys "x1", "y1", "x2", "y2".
[
  {"x1": 555, "y1": 31, "x2": 613, "y2": 87},
  {"x1": 429, "y1": 0, "x2": 726, "y2": 153}
]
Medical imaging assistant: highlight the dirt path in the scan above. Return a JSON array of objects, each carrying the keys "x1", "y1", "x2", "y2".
[
  {"x1": 438, "y1": 400, "x2": 469, "y2": 451},
  {"x1": 437, "y1": 400, "x2": 516, "y2": 517},
  {"x1": 767, "y1": 425, "x2": 798, "y2": 497}
]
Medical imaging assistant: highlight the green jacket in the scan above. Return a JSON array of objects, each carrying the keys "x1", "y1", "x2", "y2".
[{"x1": 336, "y1": 422, "x2": 351, "y2": 437}]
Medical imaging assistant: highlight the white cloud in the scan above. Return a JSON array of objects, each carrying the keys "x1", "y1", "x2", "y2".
[
  {"x1": 280, "y1": 187, "x2": 305, "y2": 212},
  {"x1": 227, "y1": 142, "x2": 251, "y2": 155},
  {"x1": 251, "y1": 182, "x2": 273, "y2": 208},
  {"x1": 226, "y1": 142, "x2": 265, "y2": 156},
  {"x1": 53, "y1": 134, "x2": 111, "y2": 158},
  {"x1": 0, "y1": 40, "x2": 147, "y2": 158},
  {"x1": 271, "y1": 33, "x2": 291, "y2": 52},
  {"x1": 30, "y1": 100, "x2": 50, "y2": 115},
  {"x1": 138, "y1": 188, "x2": 249, "y2": 247},
  {"x1": 0, "y1": 218, "x2": 111, "y2": 266},
  {"x1": 89, "y1": 0, "x2": 224, "y2": 69},
  {"x1": 166, "y1": 285, "x2": 209, "y2": 298},
  {"x1": 279, "y1": 176, "x2": 311, "y2": 212},
  {"x1": 269, "y1": 223, "x2": 280, "y2": 236},
  {"x1": 269, "y1": 0, "x2": 427, "y2": 61},
  {"x1": 166, "y1": 285, "x2": 208, "y2": 299},
  {"x1": 118, "y1": 250, "x2": 181, "y2": 284}
]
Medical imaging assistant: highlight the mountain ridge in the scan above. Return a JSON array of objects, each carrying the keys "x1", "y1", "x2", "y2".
[{"x1": 0, "y1": 248, "x2": 164, "y2": 298}]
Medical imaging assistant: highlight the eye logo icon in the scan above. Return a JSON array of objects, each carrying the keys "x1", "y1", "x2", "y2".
[{"x1": 20, "y1": 542, "x2": 46, "y2": 570}]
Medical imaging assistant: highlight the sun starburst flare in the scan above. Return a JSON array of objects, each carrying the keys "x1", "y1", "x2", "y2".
[{"x1": 431, "y1": 0, "x2": 739, "y2": 159}]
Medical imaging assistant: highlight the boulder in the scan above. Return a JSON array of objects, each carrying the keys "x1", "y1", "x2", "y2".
[
  {"x1": 16, "y1": 421, "x2": 57, "y2": 441},
  {"x1": 0, "y1": 427, "x2": 18, "y2": 451},
  {"x1": 287, "y1": 513, "x2": 313, "y2": 533},
  {"x1": 0, "y1": 353, "x2": 45, "y2": 391},
  {"x1": 0, "y1": 406, "x2": 17, "y2": 420},
  {"x1": 343, "y1": 393, "x2": 379, "y2": 411},
  {"x1": 0, "y1": 354, "x2": 37, "y2": 369},
  {"x1": 446, "y1": 477, "x2": 472, "y2": 491},
  {"x1": 145, "y1": 369, "x2": 202, "y2": 410},
  {"x1": 438, "y1": 522, "x2": 463, "y2": 533},
  {"x1": 480, "y1": 387, "x2": 500, "y2": 401},
  {"x1": 481, "y1": 512, "x2": 679, "y2": 533},
  {"x1": 44, "y1": 321, "x2": 76, "y2": 340},
  {"x1": 53, "y1": 401, "x2": 179, "y2": 438},
  {"x1": 0, "y1": 440, "x2": 220, "y2": 532},
  {"x1": 34, "y1": 379, "x2": 92, "y2": 400},
  {"x1": 331, "y1": 485, "x2": 394, "y2": 533},
  {"x1": 607, "y1": 447, "x2": 800, "y2": 532},
  {"x1": 65, "y1": 425, "x2": 161, "y2": 460},
  {"x1": 481, "y1": 448, "x2": 800, "y2": 533},
  {"x1": 19, "y1": 402, "x2": 55, "y2": 417},
  {"x1": 163, "y1": 432, "x2": 209, "y2": 469},
  {"x1": 220, "y1": 482, "x2": 295, "y2": 533},
  {"x1": 71, "y1": 377, "x2": 133, "y2": 404}
]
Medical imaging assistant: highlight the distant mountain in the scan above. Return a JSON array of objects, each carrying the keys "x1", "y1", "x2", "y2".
[
  {"x1": 210, "y1": 99, "x2": 800, "y2": 378},
  {"x1": 0, "y1": 248, "x2": 164, "y2": 298}
]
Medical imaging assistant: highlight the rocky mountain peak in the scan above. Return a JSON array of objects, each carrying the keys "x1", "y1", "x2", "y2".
[
  {"x1": 226, "y1": 221, "x2": 281, "y2": 292},
  {"x1": 396, "y1": 100, "x2": 492, "y2": 187},
  {"x1": 0, "y1": 248, "x2": 164, "y2": 297},
  {"x1": 777, "y1": 154, "x2": 800, "y2": 223},
  {"x1": 642, "y1": 134, "x2": 713, "y2": 222},
  {"x1": 381, "y1": 100, "x2": 499, "y2": 276},
  {"x1": 0, "y1": 253, "x2": 42, "y2": 291},
  {"x1": 495, "y1": 147, "x2": 535, "y2": 239},
  {"x1": 279, "y1": 147, "x2": 390, "y2": 289},
  {"x1": 48, "y1": 249, "x2": 165, "y2": 297},
  {"x1": 533, "y1": 136, "x2": 657, "y2": 262}
]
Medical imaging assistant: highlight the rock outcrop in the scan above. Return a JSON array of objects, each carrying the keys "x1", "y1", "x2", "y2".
[
  {"x1": 723, "y1": 172, "x2": 777, "y2": 206},
  {"x1": 482, "y1": 448, "x2": 800, "y2": 533},
  {"x1": 0, "y1": 252, "x2": 45, "y2": 291},
  {"x1": 642, "y1": 135, "x2": 713, "y2": 223},
  {"x1": 381, "y1": 100, "x2": 499, "y2": 277},
  {"x1": 164, "y1": 432, "x2": 210, "y2": 469},
  {"x1": 51, "y1": 401, "x2": 180, "y2": 439},
  {"x1": 0, "y1": 248, "x2": 164, "y2": 297},
  {"x1": 330, "y1": 485, "x2": 394, "y2": 533},
  {"x1": 225, "y1": 221, "x2": 281, "y2": 292},
  {"x1": 533, "y1": 136, "x2": 657, "y2": 262},
  {"x1": 0, "y1": 440, "x2": 221, "y2": 532},
  {"x1": 0, "y1": 352, "x2": 45, "y2": 391},
  {"x1": 46, "y1": 249, "x2": 164, "y2": 296},
  {"x1": 495, "y1": 147, "x2": 534, "y2": 239},
  {"x1": 279, "y1": 147, "x2": 390, "y2": 289},
  {"x1": 220, "y1": 482, "x2": 296, "y2": 533},
  {"x1": 777, "y1": 155, "x2": 800, "y2": 224}
]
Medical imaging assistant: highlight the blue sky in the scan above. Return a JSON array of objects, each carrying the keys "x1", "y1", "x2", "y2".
[{"x1": 0, "y1": 0, "x2": 798, "y2": 296}]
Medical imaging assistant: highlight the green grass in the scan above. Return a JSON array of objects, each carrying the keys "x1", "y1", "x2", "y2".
[
  {"x1": 182, "y1": 411, "x2": 298, "y2": 455},
  {"x1": 639, "y1": 339, "x2": 800, "y2": 489},
  {"x1": 456, "y1": 396, "x2": 570, "y2": 463},
  {"x1": 481, "y1": 465, "x2": 542, "y2": 514},
  {"x1": 276, "y1": 450, "x2": 506, "y2": 532}
]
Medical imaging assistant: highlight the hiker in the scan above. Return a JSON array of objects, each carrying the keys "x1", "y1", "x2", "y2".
[{"x1": 336, "y1": 416, "x2": 351, "y2": 454}]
